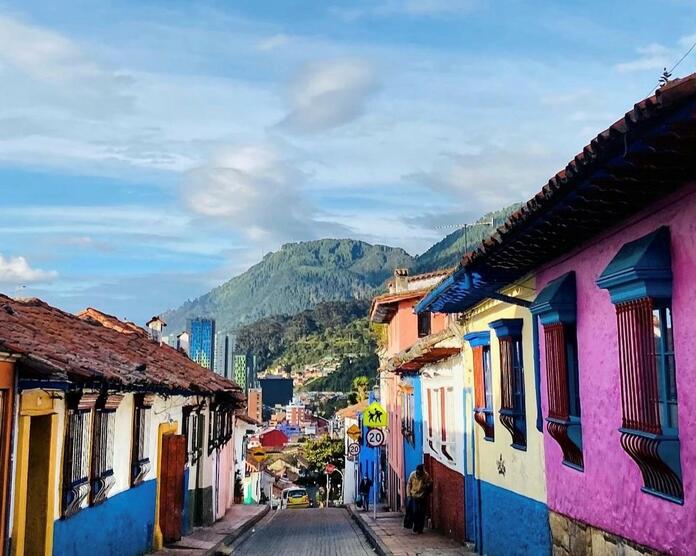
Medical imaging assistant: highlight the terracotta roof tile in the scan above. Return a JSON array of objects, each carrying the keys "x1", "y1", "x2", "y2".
[{"x1": 0, "y1": 295, "x2": 243, "y2": 399}]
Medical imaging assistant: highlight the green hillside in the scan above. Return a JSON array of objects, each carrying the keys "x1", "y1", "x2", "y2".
[
  {"x1": 162, "y1": 204, "x2": 524, "y2": 394},
  {"x1": 162, "y1": 239, "x2": 413, "y2": 333},
  {"x1": 234, "y1": 300, "x2": 379, "y2": 393},
  {"x1": 413, "y1": 204, "x2": 522, "y2": 272}
]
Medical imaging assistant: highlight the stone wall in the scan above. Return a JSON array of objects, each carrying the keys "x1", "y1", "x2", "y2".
[{"x1": 550, "y1": 511, "x2": 665, "y2": 556}]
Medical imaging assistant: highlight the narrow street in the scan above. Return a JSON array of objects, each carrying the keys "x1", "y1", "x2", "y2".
[{"x1": 230, "y1": 508, "x2": 374, "y2": 556}]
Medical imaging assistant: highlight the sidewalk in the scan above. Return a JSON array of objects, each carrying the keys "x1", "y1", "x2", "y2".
[
  {"x1": 156, "y1": 504, "x2": 269, "y2": 556},
  {"x1": 347, "y1": 504, "x2": 476, "y2": 556}
]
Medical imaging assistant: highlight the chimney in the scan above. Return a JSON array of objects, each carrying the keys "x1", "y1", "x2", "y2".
[
  {"x1": 146, "y1": 316, "x2": 166, "y2": 344},
  {"x1": 393, "y1": 268, "x2": 409, "y2": 293}
]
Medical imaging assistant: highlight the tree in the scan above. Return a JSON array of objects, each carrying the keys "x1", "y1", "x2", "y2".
[
  {"x1": 352, "y1": 376, "x2": 370, "y2": 402},
  {"x1": 301, "y1": 436, "x2": 344, "y2": 475}
]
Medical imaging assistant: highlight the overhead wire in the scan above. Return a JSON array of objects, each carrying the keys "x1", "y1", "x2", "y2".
[{"x1": 646, "y1": 37, "x2": 696, "y2": 97}]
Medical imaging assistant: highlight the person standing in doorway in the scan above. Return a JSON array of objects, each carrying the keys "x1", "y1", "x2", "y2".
[
  {"x1": 358, "y1": 475, "x2": 373, "y2": 512},
  {"x1": 406, "y1": 464, "x2": 432, "y2": 534}
]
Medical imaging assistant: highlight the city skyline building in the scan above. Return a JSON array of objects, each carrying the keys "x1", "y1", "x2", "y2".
[
  {"x1": 214, "y1": 332, "x2": 233, "y2": 378},
  {"x1": 233, "y1": 353, "x2": 258, "y2": 392},
  {"x1": 188, "y1": 318, "x2": 215, "y2": 370}
]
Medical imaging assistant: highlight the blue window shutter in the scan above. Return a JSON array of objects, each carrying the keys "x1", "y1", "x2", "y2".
[
  {"x1": 596, "y1": 226, "x2": 672, "y2": 304},
  {"x1": 530, "y1": 272, "x2": 577, "y2": 325}
]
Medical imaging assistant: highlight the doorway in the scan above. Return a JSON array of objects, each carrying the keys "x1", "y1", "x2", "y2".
[
  {"x1": 12, "y1": 391, "x2": 58, "y2": 556},
  {"x1": 159, "y1": 434, "x2": 186, "y2": 544},
  {"x1": 25, "y1": 416, "x2": 53, "y2": 555}
]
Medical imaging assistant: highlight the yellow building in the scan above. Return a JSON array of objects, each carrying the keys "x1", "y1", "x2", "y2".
[{"x1": 418, "y1": 276, "x2": 551, "y2": 556}]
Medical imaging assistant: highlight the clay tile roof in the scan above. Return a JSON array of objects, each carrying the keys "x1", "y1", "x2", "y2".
[
  {"x1": 369, "y1": 288, "x2": 430, "y2": 324},
  {"x1": 336, "y1": 399, "x2": 369, "y2": 419},
  {"x1": 0, "y1": 295, "x2": 243, "y2": 399},
  {"x1": 235, "y1": 412, "x2": 263, "y2": 426}
]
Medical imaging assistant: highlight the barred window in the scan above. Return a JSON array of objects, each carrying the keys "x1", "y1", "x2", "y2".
[
  {"x1": 417, "y1": 311, "x2": 431, "y2": 338},
  {"x1": 183, "y1": 406, "x2": 205, "y2": 464},
  {"x1": 90, "y1": 394, "x2": 122, "y2": 505},
  {"x1": 531, "y1": 271, "x2": 583, "y2": 470},
  {"x1": 598, "y1": 227, "x2": 682, "y2": 502},
  {"x1": 62, "y1": 392, "x2": 98, "y2": 518},
  {"x1": 490, "y1": 319, "x2": 526, "y2": 450},
  {"x1": 131, "y1": 394, "x2": 152, "y2": 486},
  {"x1": 465, "y1": 331, "x2": 494, "y2": 441}
]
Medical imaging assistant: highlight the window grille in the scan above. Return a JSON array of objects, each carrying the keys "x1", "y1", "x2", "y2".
[
  {"x1": 131, "y1": 394, "x2": 153, "y2": 486},
  {"x1": 532, "y1": 271, "x2": 583, "y2": 469},
  {"x1": 597, "y1": 227, "x2": 682, "y2": 502},
  {"x1": 417, "y1": 311, "x2": 431, "y2": 338},
  {"x1": 62, "y1": 392, "x2": 98, "y2": 518},
  {"x1": 90, "y1": 394, "x2": 122, "y2": 505}
]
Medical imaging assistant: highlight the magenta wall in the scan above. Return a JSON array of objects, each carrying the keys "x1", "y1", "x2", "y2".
[{"x1": 537, "y1": 185, "x2": 696, "y2": 555}]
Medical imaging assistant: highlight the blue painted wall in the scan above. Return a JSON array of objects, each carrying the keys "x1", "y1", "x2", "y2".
[
  {"x1": 479, "y1": 481, "x2": 550, "y2": 556},
  {"x1": 182, "y1": 468, "x2": 192, "y2": 535},
  {"x1": 403, "y1": 375, "x2": 423, "y2": 480},
  {"x1": 53, "y1": 479, "x2": 156, "y2": 556},
  {"x1": 357, "y1": 391, "x2": 380, "y2": 502}
]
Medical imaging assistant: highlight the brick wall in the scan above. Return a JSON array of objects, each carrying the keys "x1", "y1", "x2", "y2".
[{"x1": 424, "y1": 454, "x2": 465, "y2": 543}]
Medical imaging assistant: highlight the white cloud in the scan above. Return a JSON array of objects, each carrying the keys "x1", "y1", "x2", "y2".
[
  {"x1": 331, "y1": 0, "x2": 480, "y2": 20},
  {"x1": 404, "y1": 140, "x2": 559, "y2": 218},
  {"x1": 615, "y1": 43, "x2": 671, "y2": 74},
  {"x1": 277, "y1": 58, "x2": 378, "y2": 133},
  {"x1": 184, "y1": 145, "x2": 350, "y2": 243},
  {"x1": 0, "y1": 254, "x2": 57, "y2": 285},
  {"x1": 257, "y1": 33, "x2": 291, "y2": 51},
  {"x1": 0, "y1": 14, "x2": 134, "y2": 115}
]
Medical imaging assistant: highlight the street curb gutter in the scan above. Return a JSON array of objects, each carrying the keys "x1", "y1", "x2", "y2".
[
  {"x1": 205, "y1": 505, "x2": 271, "y2": 556},
  {"x1": 346, "y1": 504, "x2": 393, "y2": 556}
]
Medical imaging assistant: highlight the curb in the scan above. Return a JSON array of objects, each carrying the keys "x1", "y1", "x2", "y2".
[
  {"x1": 346, "y1": 504, "x2": 393, "y2": 556},
  {"x1": 205, "y1": 504, "x2": 271, "y2": 556}
]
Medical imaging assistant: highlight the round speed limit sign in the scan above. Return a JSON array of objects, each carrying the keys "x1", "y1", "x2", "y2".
[
  {"x1": 365, "y1": 428, "x2": 385, "y2": 448},
  {"x1": 347, "y1": 442, "x2": 360, "y2": 457}
]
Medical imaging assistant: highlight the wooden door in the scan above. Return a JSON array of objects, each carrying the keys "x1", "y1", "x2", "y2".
[{"x1": 160, "y1": 434, "x2": 186, "y2": 544}]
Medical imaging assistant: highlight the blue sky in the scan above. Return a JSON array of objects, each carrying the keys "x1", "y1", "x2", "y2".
[{"x1": 1, "y1": 0, "x2": 695, "y2": 326}]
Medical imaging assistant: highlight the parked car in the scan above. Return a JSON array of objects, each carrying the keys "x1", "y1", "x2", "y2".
[{"x1": 281, "y1": 487, "x2": 310, "y2": 509}]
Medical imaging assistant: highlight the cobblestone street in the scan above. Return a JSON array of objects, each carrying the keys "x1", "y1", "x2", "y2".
[{"x1": 231, "y1": 508, "x2": 374, "y2": 556}]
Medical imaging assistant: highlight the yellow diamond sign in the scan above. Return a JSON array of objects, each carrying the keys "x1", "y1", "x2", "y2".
[
  {"x1": 362, "y1": 401, "x2": 387, "y2": 428},
  {"x1": 347, "y1": 424, "x2": 361, "y2": 440},
  {"x1": 251, "y1": 447, "x2": 268, "y2": 463}
]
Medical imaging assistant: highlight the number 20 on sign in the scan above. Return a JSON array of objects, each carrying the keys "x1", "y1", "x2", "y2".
[{"x1": 365, "y1": 428, "x2": 385, "y2": 448}]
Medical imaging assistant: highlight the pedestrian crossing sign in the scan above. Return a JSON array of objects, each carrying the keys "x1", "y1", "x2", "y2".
[{"x1": 362, "y1": 401, "x2": 387, "y2": 428}]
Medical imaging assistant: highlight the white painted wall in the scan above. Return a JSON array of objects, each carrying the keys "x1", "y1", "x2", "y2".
[
  {"x1": 343, "y1": 415, "x2": 358, "y2": 504},
  {"x1": 420, "y1": 338, "x2": 467, "y2": 478}
]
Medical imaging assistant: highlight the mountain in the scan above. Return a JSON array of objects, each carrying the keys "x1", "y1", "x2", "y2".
[
  {"x1": 162, "y1": 239, "x2": 413, "y2": 334},
  {"x1": 162, "y1": 203, "x2": 523, "y2": 336}
]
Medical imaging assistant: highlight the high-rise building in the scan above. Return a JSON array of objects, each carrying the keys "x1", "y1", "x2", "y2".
[
  {"x1": 214, "y1": 332, "x2": 232, "y2": 377},
  {"x1": 232, "y1": 353, "x2": 257, "y2": 392},
  {"x1": 188, "y1": 318, "x2": 215, "y2": 370},
  {"x1": 247, "y1": 388, "x2": 263, "y2": 423}
]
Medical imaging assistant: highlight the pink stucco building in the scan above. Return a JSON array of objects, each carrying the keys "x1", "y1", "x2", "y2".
[
  {"x1": 370, "y1": 268, "x2": 449, "y2": 510},
  {"x1": 414, "y1": 73, "x2": 696, "y2": 554},
  {"x1": 533, "y1": 184, "x2": 696, "y2": 555}
]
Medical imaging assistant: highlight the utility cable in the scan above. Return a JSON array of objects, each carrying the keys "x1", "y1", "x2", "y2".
[{"x1": 646, "y1": 38, "x2": 696, "y2": 96}]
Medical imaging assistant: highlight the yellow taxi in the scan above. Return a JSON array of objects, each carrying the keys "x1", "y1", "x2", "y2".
[{"x1": 282, "y1": 487, "x2": 310, "y2": 509}]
